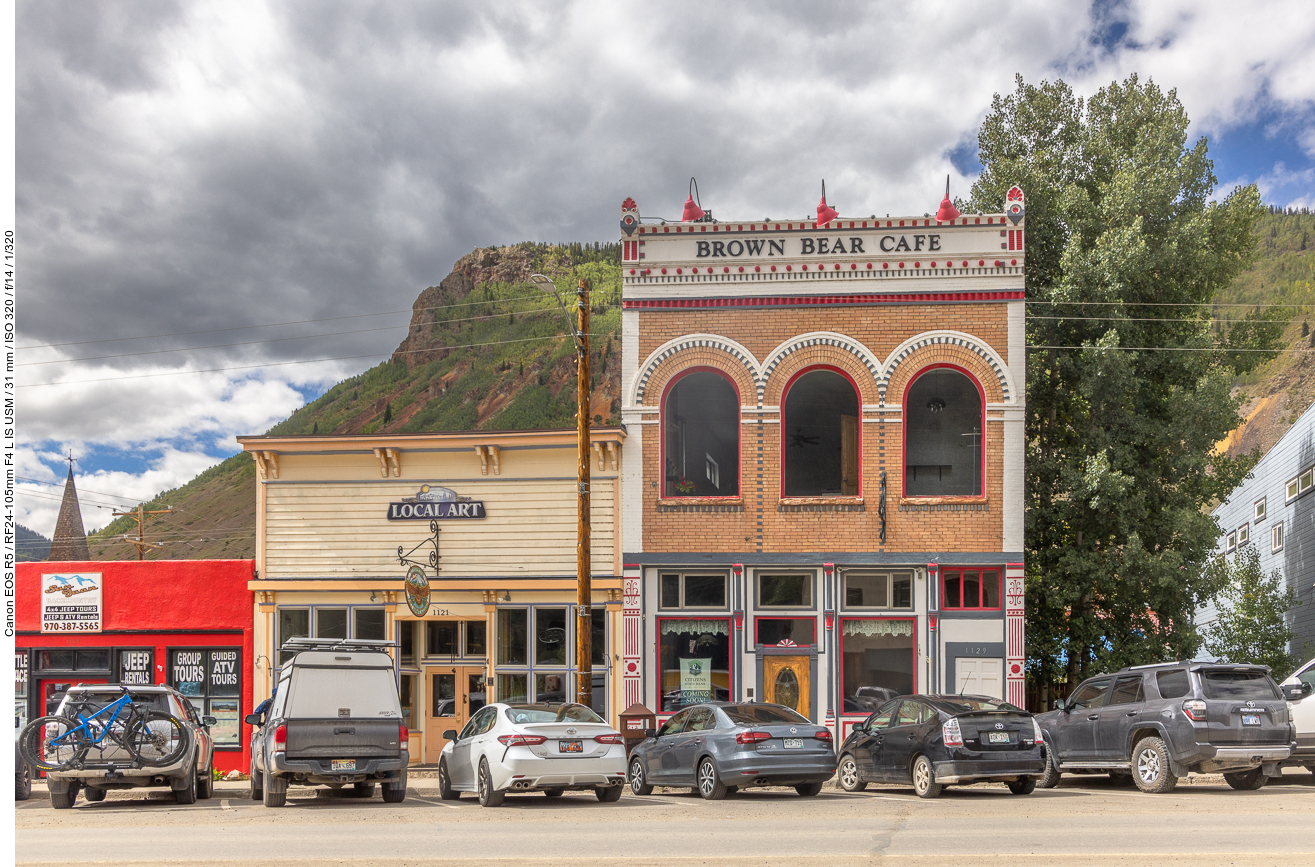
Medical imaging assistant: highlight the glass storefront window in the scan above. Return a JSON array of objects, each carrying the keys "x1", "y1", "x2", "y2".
[
  {"x1": 759, "y1": 574, "x2": 813, "y2": 607},
  {"x1": 398, "y1": 621, "x2": 415, "y2": 666},
  {"x1": 756, "y1": 617, "x2": 816, "y2": 646},
  {"x1": 535, "y1": 672, "x2": 566, "y2": 702},
  {"x1": 355, "y1": 609, "x2": 386, "y2": 641},
  {"x1": 399, "y1": 674, "x2": 416, "y2": 727},
  {"x1": 535, "y1": 608, "x2": 567, "y2": 666},
  {"x1": 278, "y1": 609, "x2": 309, "y2": 661},
  {"x1": 840, "y1": 619, "x2": 914, "y2": 715},
  {"x1": 660, "y1": 573, "x2": 727, "y2": 609},
  {"x1": 497, "y1": 610, "x2": 527, "y2": 665},
  {"x1": 591, "y1": 609, "x2": 606, "y2": 666},
  {"x1": 317, "y1": 608, "x2": 348, "y2": 639},
  {"x1": 658, "y1": 618, "x2": 731, "y2": 712},
  {"x1": 38, "y1": 650, "x2": 74, "y2": 670},
  {"x1": 466, "y1": 621, "x2": 486, "y2": 657},
  {"x1": 843, "y1": 572, "x2": 914, "y2": 610},
  {"x1": 168, "y1": 647, "x2": 243, "y2": 748},
  {"x1": 427, "y1": 621, "x2": 457, "y2": 656},
  {"x1": 496, "y1": 672, "x2": 527, "y2": 703}
]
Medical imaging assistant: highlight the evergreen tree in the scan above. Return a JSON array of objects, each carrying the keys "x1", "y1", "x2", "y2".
[
  {"x1": 1204, "y1": 546, "x2": 1298, "y2": 679},
  {"x1": 969, "y1": 75, "x2": 1279, "y2": 693},
  {"x1": 383, "y1": 402, "x2": 392, "y2": 423}
]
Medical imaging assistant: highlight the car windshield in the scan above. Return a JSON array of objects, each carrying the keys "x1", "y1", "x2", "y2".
[
  {"x1": 720, "y1": 705, "x2": 809, "y2": 725},
  {"x1": 931, "y1": 698, "x2": 1023, "y2": 714},
  {"x1": 62, "y1": 691, "x2": 169, "y2": 715},
  {"x1": 1200, "y1": 669, "x2": 1279, "y2": 701},
  {"x1": 504, "y1": 704, "x2": 605, "y2": 724}
]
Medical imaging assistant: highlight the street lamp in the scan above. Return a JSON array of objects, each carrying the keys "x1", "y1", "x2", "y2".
[{"x1": 530, "y1": 272, "x2": 593, "y2": 710}]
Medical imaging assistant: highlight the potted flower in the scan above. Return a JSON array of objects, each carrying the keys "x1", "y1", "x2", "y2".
[{"x1": 674, "y1": 476, "x2": 697, "y2": 495}]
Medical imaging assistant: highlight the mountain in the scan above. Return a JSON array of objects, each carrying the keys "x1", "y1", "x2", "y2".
[
  {"x1": 16, "y1": 523, "x2": 52, "y2": 562},
  {"x1": 1214, "y1": 209, "x2": 1315, "y2": 460},
  {"x1": 87, "y1": 242, "x2": 622, "y2": 561}
]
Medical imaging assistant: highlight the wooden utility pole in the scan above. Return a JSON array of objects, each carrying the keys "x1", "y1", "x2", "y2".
[
  {"x1": 575, "y1": 277, "x2": 593, "y2": 710},
  {"x1": 111, "y1": 504, "x2": 172, "y2": 560}
]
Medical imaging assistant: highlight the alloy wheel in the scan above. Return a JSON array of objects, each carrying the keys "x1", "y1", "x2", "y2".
[
  {"x1": 699, "y1": 762, "x2": 716, "y2": 797},
  {"x1": 839, "y1": 757, "x2": 859, "y2": 790},
  {"x1": 914, "y1": 760, "x2": 931, "y2": 792},
  {"x1": 1137, "y1": 748, "x2": 1160, "y2": 784}
]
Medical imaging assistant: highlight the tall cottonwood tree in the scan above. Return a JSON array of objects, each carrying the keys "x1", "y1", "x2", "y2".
[{"x1": 968, "y1": 75, "x2": 1278, "y2": 696}]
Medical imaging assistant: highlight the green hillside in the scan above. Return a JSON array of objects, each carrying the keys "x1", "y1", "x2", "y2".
[{"x1": 88, "y1": 242, "x2": 622, "y2": 561}]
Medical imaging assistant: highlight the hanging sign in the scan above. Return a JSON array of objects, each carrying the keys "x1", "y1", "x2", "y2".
[
  {"x1": 387, "y1": 484, "x2": 486, "y2": 520},
  {"x1": 404, "y1": 565, "x2": 431, "y2": 617},
  {"x1": 41, "y1": 572, "x2": 102, "y2": 633},
  {"x1": 119, "y1": 650, "x2": 154, "y2": 686}
]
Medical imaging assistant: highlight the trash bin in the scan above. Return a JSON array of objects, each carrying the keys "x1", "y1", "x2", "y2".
[{"x1": 618, "y1": 702, "x2": 657, "y2": 756}]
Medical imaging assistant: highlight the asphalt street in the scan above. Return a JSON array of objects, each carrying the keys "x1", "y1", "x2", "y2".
[{"x1": 16, "y1": 771, "x2": 1315, "y2": 867}]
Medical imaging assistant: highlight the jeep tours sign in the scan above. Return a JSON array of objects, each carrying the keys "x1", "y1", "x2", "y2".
[
  {"x1": 41, "y1": 572, "x2": 102, "y2": 633},
  {"x1": 386, "y1": 484, "x2": 486, "y2": 520}
]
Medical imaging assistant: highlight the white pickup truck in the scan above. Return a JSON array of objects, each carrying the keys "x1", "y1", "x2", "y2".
[{"x1": 1281, "y1": 658, "x2": 1315, "y2": 772}]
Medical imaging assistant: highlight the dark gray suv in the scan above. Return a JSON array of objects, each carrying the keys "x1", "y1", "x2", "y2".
[{"x1": 1035, "y1": 663, "x2": 1292, "y2": 793}]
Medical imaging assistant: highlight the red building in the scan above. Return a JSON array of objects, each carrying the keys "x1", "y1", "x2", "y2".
[{"x1": 16, "y1": 560, "x2": 256, "y2": 773}]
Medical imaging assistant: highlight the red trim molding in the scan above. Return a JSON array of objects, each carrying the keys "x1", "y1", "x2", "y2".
[{"x1": 623, "y1": 291, "x2": 1024, "y2": 309}]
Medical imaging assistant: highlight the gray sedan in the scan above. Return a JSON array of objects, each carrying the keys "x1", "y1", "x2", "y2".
[{"x1": 628, "y1": 702, "x2": 836, "y2": 800}]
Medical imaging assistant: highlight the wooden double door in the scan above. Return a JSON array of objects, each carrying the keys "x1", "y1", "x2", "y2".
[
  {"x1": 763, "y1": 656, "x2": 811, "y2": 720},
  {"x1": 424, "y1": 665, "x2": 487, "y2": 764}
]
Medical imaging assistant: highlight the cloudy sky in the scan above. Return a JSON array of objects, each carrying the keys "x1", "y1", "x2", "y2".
[{"x1": 15, "y1": 0, "x2": 1315, "y2": 536}]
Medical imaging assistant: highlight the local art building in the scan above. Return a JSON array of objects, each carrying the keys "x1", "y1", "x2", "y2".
[
  {"x1": 237, "y1": 427, "x2": 627, "y2": 764},
  {"x1": 617, "y1": 187, "x2": 1027, "y2": 736},
  {"x1": 15, "y1": 560, "x2": 256, "y2": 773}
]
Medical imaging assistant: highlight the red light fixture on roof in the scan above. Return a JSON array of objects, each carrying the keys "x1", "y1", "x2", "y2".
[
  {"x1": 681, "y1": 177, "x2": 707, "y2": 222},
  {"x1": 936, "y1": 175, "x2": 961, "y2": 223},
  {"x1": 816, "y1": 180, "x2": 839, "y2": 227}
]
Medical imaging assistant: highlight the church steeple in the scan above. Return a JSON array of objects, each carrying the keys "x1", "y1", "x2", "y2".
[{"x1": 47, "y1": 454, "x2": 90, "y2": 562}]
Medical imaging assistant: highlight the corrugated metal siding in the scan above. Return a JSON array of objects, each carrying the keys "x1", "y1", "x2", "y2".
[
  {"x1": 1203, "y1": 402, "x2": 1315, "y2": 659},
  {"x1": 263, "y1": 478, "x2": 616, "y2": 578}
]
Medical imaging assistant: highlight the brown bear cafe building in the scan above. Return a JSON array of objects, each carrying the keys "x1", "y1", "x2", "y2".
[{"x1": 617, "y1": 185, "x2": 1028, "y2": 737}]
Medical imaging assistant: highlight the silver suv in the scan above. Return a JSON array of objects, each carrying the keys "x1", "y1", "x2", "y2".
[
  {"x1": 46, "y1": 685, "x2": 216, "y2": 808},
  {"x1": 1035, "y1": 663, "x2": 1292, "y2": 793}
]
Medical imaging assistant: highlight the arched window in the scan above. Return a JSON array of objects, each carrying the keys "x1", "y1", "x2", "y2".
[
  {"x1": 782, "y1": 368, "x2": 860, "y2": 497},
  {"x1": 904, "y1": 366, "x2": 983, "y2": 497},
  {"x1": 662, "y1": 369, "x2": 740, "y2": 497}
]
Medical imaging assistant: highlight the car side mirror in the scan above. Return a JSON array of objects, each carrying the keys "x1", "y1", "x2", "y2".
[
  {"x1": 244, "y1": 713, "x2": 262, "y2": 726},
  {"x1": 642, "y1": 728, "x2": 657, "y2": 739},
  {"x1": 1282, "y1": 683, "x2": 1307, "y2": 700},
  {"x1": 442, "y1": 729, "x2": 459, "y2": 741},
  {"x1": 1053, "y1": 698, "x2": 1068, "y2": 712},
  {"x1": 202, "y1": 716, "x2": 218, "y2": 727}
]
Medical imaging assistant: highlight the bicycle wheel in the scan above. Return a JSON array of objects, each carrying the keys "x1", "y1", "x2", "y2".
[
  {"x1": 125, "y1": 712, "x2": 192, "y2": 767},
  {"x1": 19, "y1": 716, "x2": 89, "y2": 772}
]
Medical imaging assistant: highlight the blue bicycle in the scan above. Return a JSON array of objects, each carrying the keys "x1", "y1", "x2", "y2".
[{"x1": 19, "y1": 686, "x2": 191, "y2": 772}]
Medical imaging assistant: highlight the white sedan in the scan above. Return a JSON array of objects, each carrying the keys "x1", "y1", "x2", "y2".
[{"x1": 436, "y1": 703, "x2": 627, "y2": 807}]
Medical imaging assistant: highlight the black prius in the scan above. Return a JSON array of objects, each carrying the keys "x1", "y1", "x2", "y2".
[{"x1": 836, "y1": 695, "x2": 1046, "y2": 799}]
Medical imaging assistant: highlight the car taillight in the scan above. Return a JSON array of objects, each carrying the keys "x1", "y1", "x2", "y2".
[
  {"x1": 593, "y1": 734, "x2": 624, "y2": 744},
  {"x1": 1032, "y1": 718, "x2": 1044, "y2": 744},
  {"x1": 274, "y1": 724, "x2": 287, "y2": 751},
  {"x1": 736, "y1": 731, "x2": 770, "y2": 745},
  {"x1": 1182, "y1": 700, "x2": 1208, "y2": 721},
  {"x1": 814, "y1": 729, "x2": 833, "y2": 742},
  {"x1": 400, "y1": 725, "x2": 409, "y2": 743},
  {"x1": 497, "y1": 734, "x2": 547, "y2": 746},
  {"x1": 942, "y1": 718, "x2": 964, "y2": 747}
]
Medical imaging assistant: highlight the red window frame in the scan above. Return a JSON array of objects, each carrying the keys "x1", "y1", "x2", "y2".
[
  {"x1": 779, "y1": 364, "x2": 863, "y2": 498},
  {"x1": 901, "y1": 363, "x2": 986, "y2": 499},
  {"x1": 940, "y1": 568, "x2": 1002, "y2": 610},
  {"x1": 655, "y1": 617, "x2": 733, "y2": 711},
  {"x1": 660, "y1": 367, "x2": 742, "y2": 499},
  {"x1": 753, "y1": 616, "x2": 817, "y2": 647},
  {"x1": 838, "y1": 617, "x2": 917, "y2": 716}
]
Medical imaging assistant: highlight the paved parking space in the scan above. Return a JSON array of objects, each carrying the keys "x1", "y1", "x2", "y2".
[{"x1": 17, "y1": 771, "x2": 1315, "y2": 866}]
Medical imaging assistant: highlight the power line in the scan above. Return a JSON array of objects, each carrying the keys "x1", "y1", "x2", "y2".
[
  {"x1": 1027, "y1": 316, "x2": 1292, "y2": 324},
  {"x1": 1029, "y1": 345, "x2": 1313, "y2": 353},
  {"x1": 16, "y1": 476, "x2": 164, "y2": 503},
  {"x1": 1027, "y1": 300, "x2": 1314, "y2": 308}
]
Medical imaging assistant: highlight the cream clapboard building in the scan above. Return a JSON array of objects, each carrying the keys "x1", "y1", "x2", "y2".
[{"x1": 238, "y1": 428, "x2": 626, "y2": 764}]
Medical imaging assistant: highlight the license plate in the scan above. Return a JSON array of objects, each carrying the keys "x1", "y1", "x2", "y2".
[
  {"x1": 987, "y1": 732, "x2": 1010, "y2": 744},
  {"x1": 783, "y1": 738, "x2": 803, "y2": 749},
  {"x1": 1242, "y1": 714, "x2": 1262, "y2": 726},
  {"x1": 558, "y1": 740, "x2": 583, "y2": 753},
  {"x1": 331, "y1": 759, "x2": 356, "y2": 772}
]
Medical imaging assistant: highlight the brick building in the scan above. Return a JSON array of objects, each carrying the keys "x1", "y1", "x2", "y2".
[{"x1": 616, "y1": 189, "x2": 1028, "y2": 737}]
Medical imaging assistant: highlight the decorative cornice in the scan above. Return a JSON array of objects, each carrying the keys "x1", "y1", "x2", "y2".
[{"x1": 632, "y1": 333, "x2": 762, "y2": 405}]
